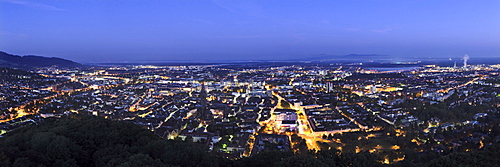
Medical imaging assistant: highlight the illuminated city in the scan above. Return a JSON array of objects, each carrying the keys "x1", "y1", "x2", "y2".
[
  {"x1": 1, "y1": 0, "x2": 499, "y2": 166},
  {"x1": 1, "y1": 59, "x2": 500, "y2": 166}
]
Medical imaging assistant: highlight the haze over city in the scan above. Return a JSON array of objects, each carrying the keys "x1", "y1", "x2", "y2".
[{"x1": 1, "y1": 0, "x2": 499, "y2": 63}]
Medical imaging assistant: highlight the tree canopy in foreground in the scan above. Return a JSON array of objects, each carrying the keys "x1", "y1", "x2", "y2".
[{"x1": 0, "y1": 115, "x2": 498, "y2": 167}]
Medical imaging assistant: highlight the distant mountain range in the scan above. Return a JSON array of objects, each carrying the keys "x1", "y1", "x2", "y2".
[
  {"x1": 0, "y1": 51, "x2": 82, "y2": 69},
  {"x1": 287, "y1": 54, "x2": 393, "y2": 62}
]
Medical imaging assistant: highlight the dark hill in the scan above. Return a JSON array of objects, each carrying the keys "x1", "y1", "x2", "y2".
[{"x1": 0, "y1": 51, "x2": 82, "y2": 69}]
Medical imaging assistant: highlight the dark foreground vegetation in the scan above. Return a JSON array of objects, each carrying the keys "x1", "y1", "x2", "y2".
[{"x1": 0, "y1": 115, "x2": 498, "y2": 167}]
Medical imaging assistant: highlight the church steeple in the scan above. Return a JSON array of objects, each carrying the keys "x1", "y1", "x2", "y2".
[{"x1": 197, "y1": 82, "x2": 212, "y2": 122}]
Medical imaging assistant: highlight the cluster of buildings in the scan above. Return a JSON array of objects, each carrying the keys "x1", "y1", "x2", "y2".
[{"x1": 1, "y1": 62, "x2": 499, "y2": 160}]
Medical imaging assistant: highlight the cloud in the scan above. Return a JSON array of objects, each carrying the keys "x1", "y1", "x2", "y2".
[
  {"x1": 371, "y1": 26, "x2": 402, "y2": 33},
  {"x1": 290, "y1": 33, "x2": 306, "y2": 44},
  {"x1": 345, "y1": 28, "x2": 361, "y2": 31},
  {"x1": 233, "y1": 20, "x2": 253, "y2": 25},
  {"x1": 320, "y1": 19, "x2": 330, "y2": 25},
  {"x1": 0, "y1": 30, "x2": 30, "y2": 38},
  {"x1": 211, "y1": 35, "x2": 263, "y2": 39},
  {"x1": 371, "y1": 27, "x2": 393, "y2": 33},
  {"x1": 211, "y1": 0, "x2": 315, "y2": 27},
  {"x1": 211, "y1": 0, "x2": 265, "y2": 17},
  {"x1": 194, "y1": 19, "x2": 215, "y2": 25},
  {"x1": 0, "y1": 0, "x2": 65, "y2": 11}
]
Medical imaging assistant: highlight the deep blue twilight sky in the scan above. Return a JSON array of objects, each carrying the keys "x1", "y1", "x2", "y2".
[{"x1": 1, "y1": 0, "x2": 499, "y2": 63}]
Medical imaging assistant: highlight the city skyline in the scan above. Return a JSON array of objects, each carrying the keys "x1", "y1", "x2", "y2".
[{"x1": 1, "y1": 0, "x2": 499, "y2": 63}]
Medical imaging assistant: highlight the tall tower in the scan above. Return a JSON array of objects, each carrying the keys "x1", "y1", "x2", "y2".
[{"x1": 197, "y1": 83, "x2": 212, "y2": 121}]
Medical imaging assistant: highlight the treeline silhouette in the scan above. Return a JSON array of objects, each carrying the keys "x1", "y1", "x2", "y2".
[{"x1": 0, "y1": 115, "x2": 498, "y2": 167}]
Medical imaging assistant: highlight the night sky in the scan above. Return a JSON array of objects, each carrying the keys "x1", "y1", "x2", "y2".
[{"x1": 1, "y1": 0, "x2": 499, "y2": 63}]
